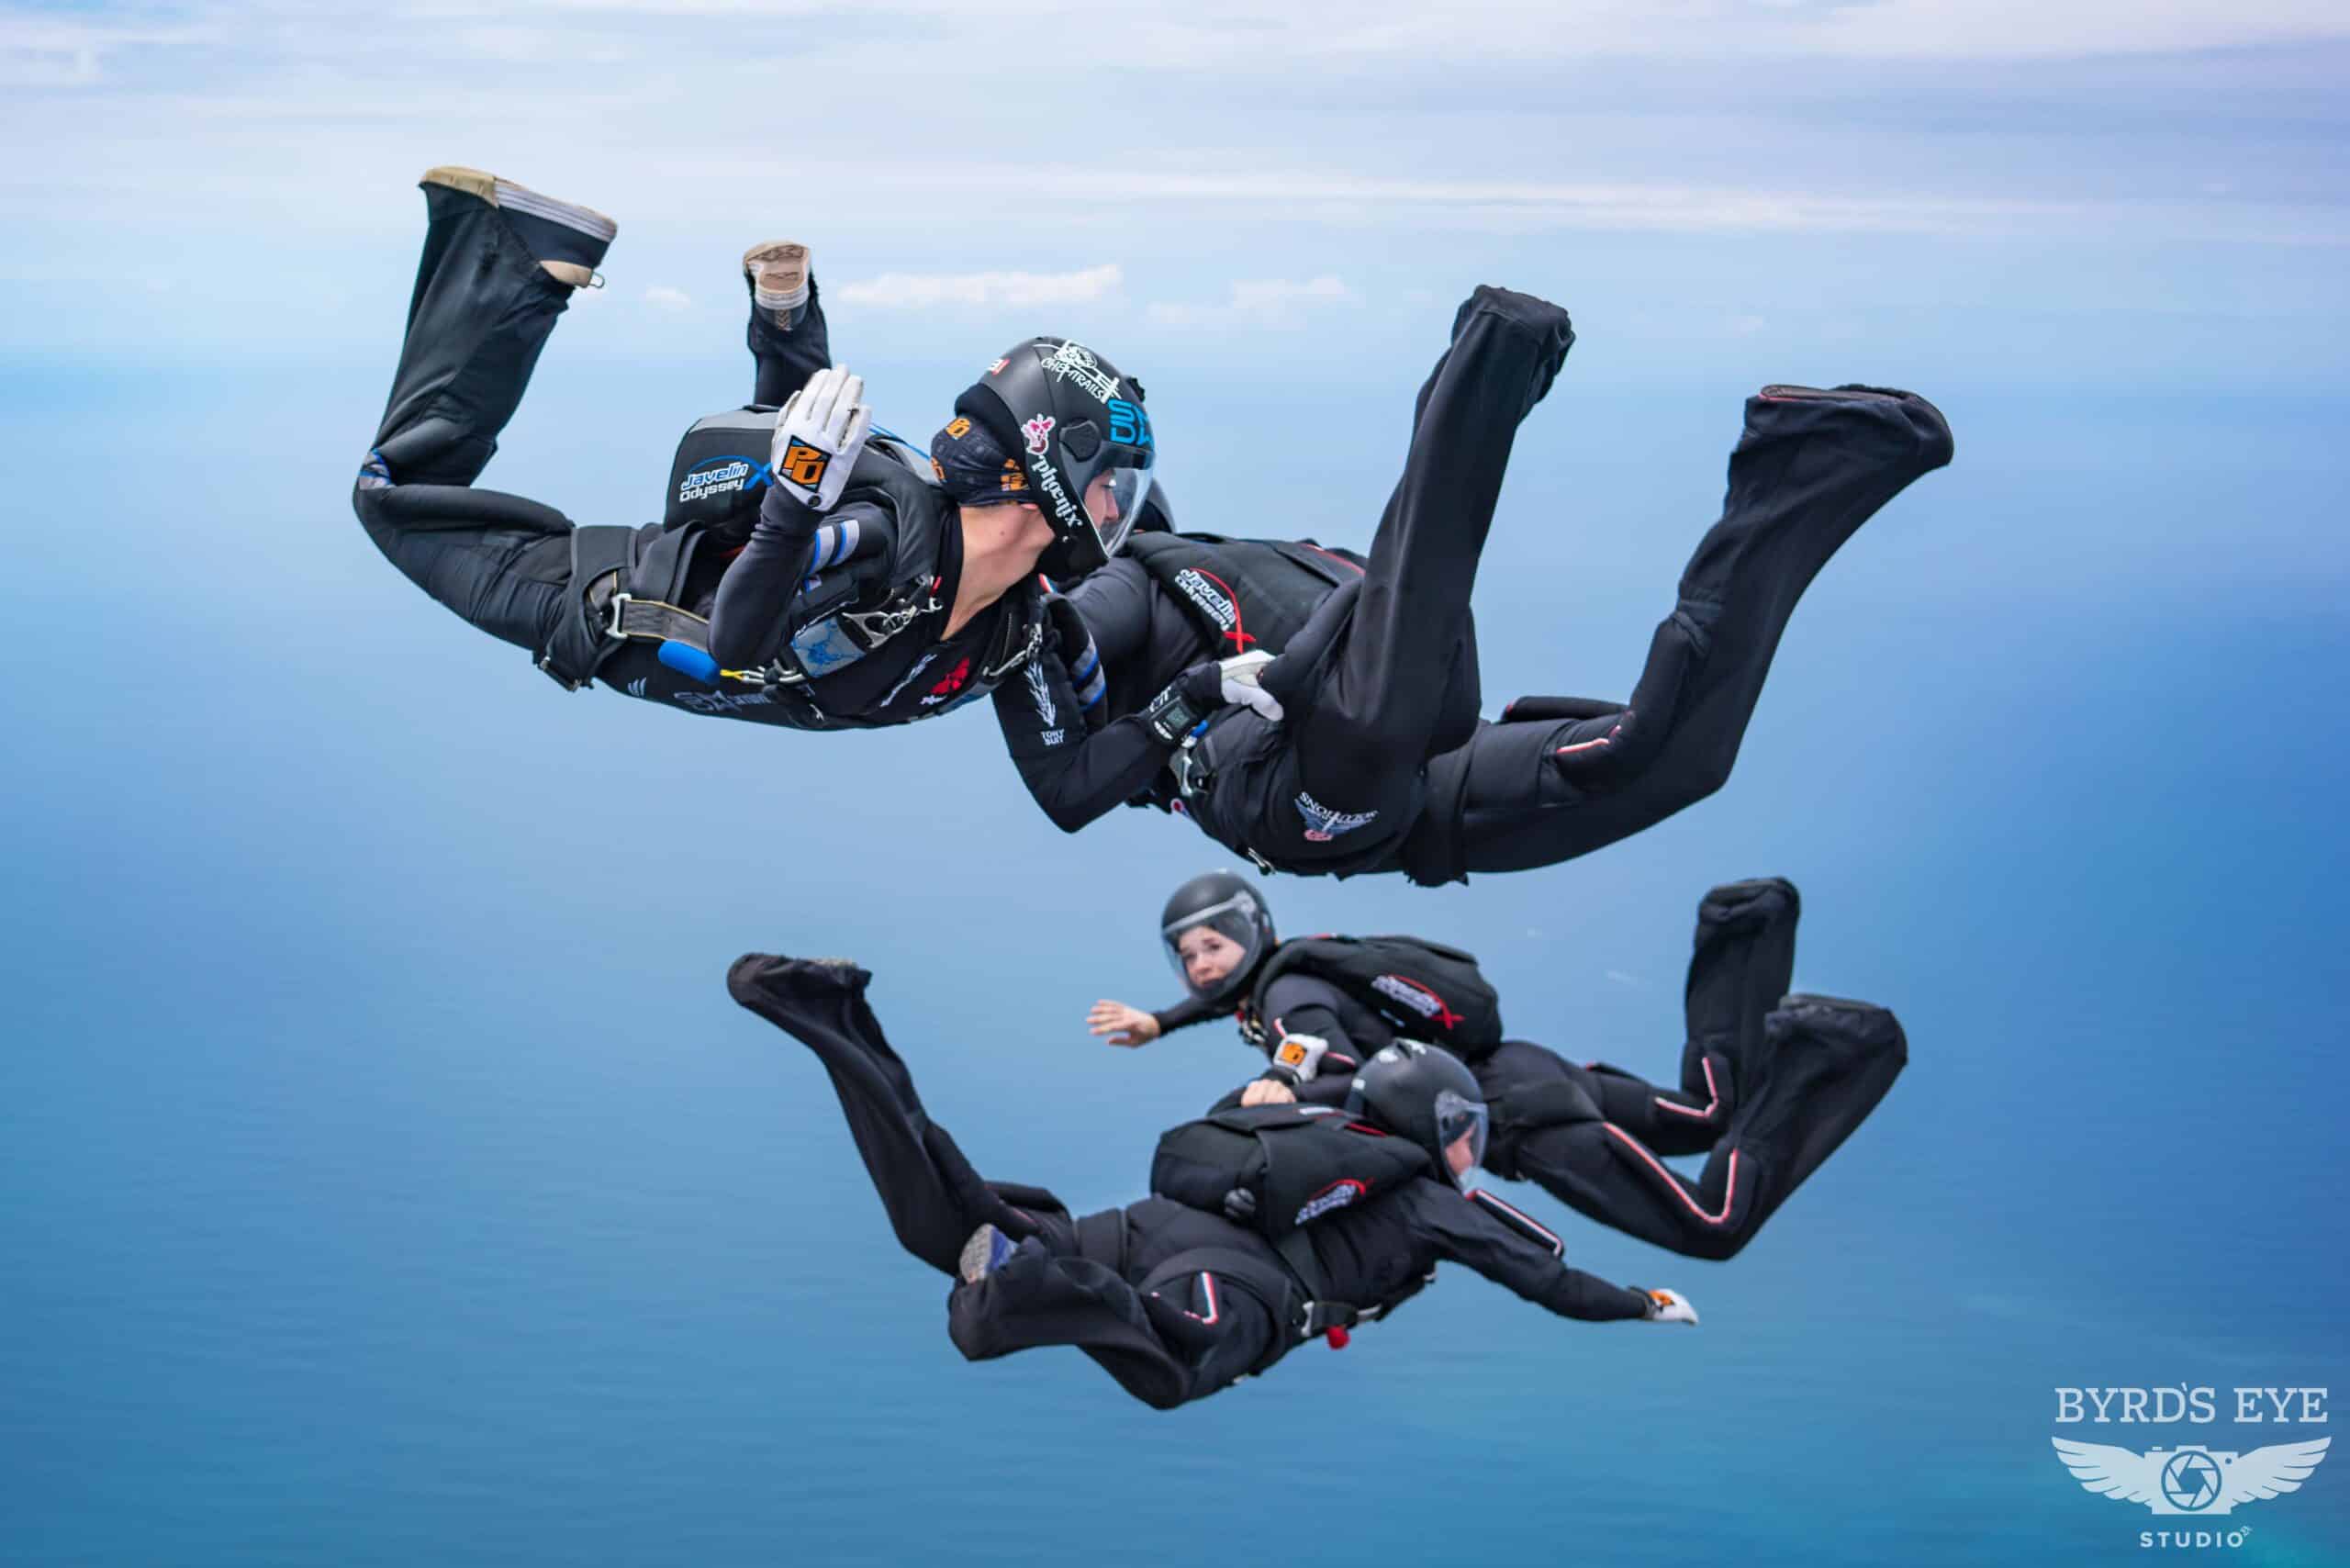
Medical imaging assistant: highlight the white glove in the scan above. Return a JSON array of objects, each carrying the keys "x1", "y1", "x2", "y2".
[
  {"x1": 1642, "y1": 1288, "x2": 1699, "y2": 1326},
  {"x1": 1217, "y1": 650, "x2": 1283, "y2": 723},
  {"x1": 770, "y1": 365, "x2": 874, "y2": 511}
]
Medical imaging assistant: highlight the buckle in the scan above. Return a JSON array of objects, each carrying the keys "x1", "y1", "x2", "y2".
[
  {"x1": 1299, "y1": 1301, "x2": 1360, "y2": 1338},
  {"x1": 602, "y1": 590, "x2": 634, "y2": 642},
  {"x1": 841, "y1": 593, "x2": 939, "y2": 645}
]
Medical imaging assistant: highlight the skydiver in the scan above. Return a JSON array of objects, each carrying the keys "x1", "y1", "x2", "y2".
[
  {"x1": 352, "y1": 166, "x2": 1153, "y2": 729},
  {"x1": 1000, "y1": 286, "x2": 1954, "y2": 883},
  {"x1": 1087, "y1": 870, "x2": 1907, "y2": 1260},
  {"x1": 728, "y1": 953, "x2": 1697, "y2": 1413}
]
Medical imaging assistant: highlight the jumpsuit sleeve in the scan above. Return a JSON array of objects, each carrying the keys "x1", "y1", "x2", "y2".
[
  {"x1": 995, "y1": 599, "x2": 1180, "y2": 834},
  {"x1": 707, "y1": 489, "x2": 895, "y2": 667},
  {"x1": 1149, "y1": 994, "x2": 1225, "y2": 1036},
  {"x1": 1406, "y1": 1183, "x2": 1651, "y2": 1322}
]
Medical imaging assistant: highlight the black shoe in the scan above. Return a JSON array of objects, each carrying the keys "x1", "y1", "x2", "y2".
[
  {"x1": 742, "y1": 241, "x2": 812, "y2": 330},
  {"x1": 422, "y1": 165, "x2": 616, "y2": 286}
]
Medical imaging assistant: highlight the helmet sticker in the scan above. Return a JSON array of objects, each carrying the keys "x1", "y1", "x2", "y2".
[
  {"x1": 1038, "y1": 340, "x2": 1121, "y2": 402},
  {"x1": 1022, "y1": 414, "x2": 1056, "y2": 455}
]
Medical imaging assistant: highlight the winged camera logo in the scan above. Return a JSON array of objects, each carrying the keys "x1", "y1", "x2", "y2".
[{"x1": 2049, "y1": 1438, "x2": 2329, "y2": 1517}]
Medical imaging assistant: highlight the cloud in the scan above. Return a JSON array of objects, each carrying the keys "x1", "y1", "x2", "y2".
[
  {"x1": 1147, "y1": 274, "x2": 1360, "y2": 330},
  {"x1": 834, "y1": 263, "x2": 1123, "y2": 309},
  {"x1": 643, "y1": 285, "x2": 692, "y2": 312},
  {"x1": 1603, "y1": 969, "x2": 1650, "y2": 990}
]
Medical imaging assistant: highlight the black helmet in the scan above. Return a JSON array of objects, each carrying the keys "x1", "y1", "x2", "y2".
[
  {"x1": 954, "y1": 338, "x2": 1155, "y2": 579},
  {"x1": 1159, "y1": 870, "x2": 1276, "y2": 1005},
  {"x1": 1346, "y1": 1042, "x2": 1489, "y2": 1190}
]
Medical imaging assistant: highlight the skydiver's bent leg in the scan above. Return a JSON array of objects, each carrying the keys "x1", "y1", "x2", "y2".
[
  {"x1": 744, "y1": 252, "x2": 834, "y2": 408},
  {"x1": 1398, "y1": 386, "x2": 1953, "y2": 883},
  {"x1": 947, "y1": 1221, "x2": 1290, "y2": 1411},
  {"x1": 1481, "y1": 994, "x2": 1905, "y2": 1260},
  {"x1": 351, "y1": 173, "x2": 605, "y2": 656},
  {"x1": 726, "y1": 956, "x2": 1058, "y2": 1275},
  {"x1": 1207, "y1": 287, "x2": 1572, "y2": 867}
]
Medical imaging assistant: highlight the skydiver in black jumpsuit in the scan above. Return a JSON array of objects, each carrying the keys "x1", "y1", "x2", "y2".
[
  {"x1": 1000, "y1": 285, "x2": 1954, "y2": 884},
  {"x1": 351, "y1": 165, "x2": 1150, "y2": 729},
  {"x1": 1093, "y1": 870, "x2": 1907, "y2": 1261},
  {"x1": 728, "y1": 954, "x2": 1693, "y2": 1413}
]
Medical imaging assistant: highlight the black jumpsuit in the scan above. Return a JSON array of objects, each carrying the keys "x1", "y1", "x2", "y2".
[
  {"x1": 1156, "y1": 879, "x2": 1908, "y2": 1261},
  {"x1": 997, "y1": 286, "x2": 1954, "y2": 883},
  {"x1": 727, "y1": 954, "x2": 1651, "y2": 1412},
  {"x1": 350, "y1": 175, "x2": 1013, "y2": 726}
]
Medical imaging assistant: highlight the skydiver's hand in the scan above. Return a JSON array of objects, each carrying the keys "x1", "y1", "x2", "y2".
[
  {"x1": 1640, "y1": 1288, "x2": 1699, "y2": 1326},
  {"x1": 1216, "y1": 650, "x2": 1283, "y2": 723},
  {"x1": 1221, "y1": 1187, "x2": 1259, "y2": 1223},
  {"x1": 1240, "y1": 1077, "x2": 1297, "y2": 1107},
  {"x1": 1089, "y1": 1001, "x2": 1159, "y2": 1047},
  {"x1": 770, "y1": 365, "x2": 873, "y2": 511},
  {"x1": 1145, "y1": 654, "x2": 1286, "y2": 745}
]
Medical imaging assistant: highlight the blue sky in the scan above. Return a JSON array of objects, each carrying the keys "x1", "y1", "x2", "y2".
[
  {"x1": 4, "y1": 6, "x2": 2347, "y2": 1564},
  {"x1": 5, "y1": 0, "x2": 2345, "y2": 389}
]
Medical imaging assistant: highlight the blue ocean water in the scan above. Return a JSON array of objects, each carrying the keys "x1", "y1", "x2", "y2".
[{"x1": 3, "y1": 348, "x2": 2344, "y2": 1566}]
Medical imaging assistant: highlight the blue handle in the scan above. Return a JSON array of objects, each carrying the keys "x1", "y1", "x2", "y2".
[{"x1": 658, "y1": 642, "x2": 722, "y2": 685}]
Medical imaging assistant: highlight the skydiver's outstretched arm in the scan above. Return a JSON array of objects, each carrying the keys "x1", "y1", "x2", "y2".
[{"x1": 1392, "y1": 1182, "x2": 1651, "y2": 1321}]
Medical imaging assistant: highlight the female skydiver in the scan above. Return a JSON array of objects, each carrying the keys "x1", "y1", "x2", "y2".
[
  {"x1": 1086, "y1": 869, "x2": 1908, "y2": 1260},
  {"x1": 728, "y1": 953, "x2": 1696, "y2": 1413},
  {"x1": 1000, "y1": 285, "x2": 1954, "y2": 884},
  {"x1": 352, "y1": 165, "x2": 1152, "y2": 729}
]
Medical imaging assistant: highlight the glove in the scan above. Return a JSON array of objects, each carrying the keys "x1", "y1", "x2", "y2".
[
  {"x1": 1215, "y1": 649, "x2": 1283, "y2": 723},
  {"x1": 770, "y1": 365, "x2": 874, "y2": 511},
  {"x1": 1144, "y1": 654, "x2": 1285, "y2": 745},
  {"x1": 1640, "y1": 1287, "x2": 1699, "y2": 1326}
]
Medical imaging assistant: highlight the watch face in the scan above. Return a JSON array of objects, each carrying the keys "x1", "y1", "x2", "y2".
[{"x1": 1276, "y1": 1040, "x2": 1310, "y2": 1068}]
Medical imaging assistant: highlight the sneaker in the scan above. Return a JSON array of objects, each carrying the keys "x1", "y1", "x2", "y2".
[
  {"x1": 957, "y1": 1224, "x2": 1018, "y2": 1284},
  {"x1": 423, "y1": 165, "x2": 617, "y2": 287},
  {"x1": 742, "y1": 241, "x2": 812, "y2": 330}
]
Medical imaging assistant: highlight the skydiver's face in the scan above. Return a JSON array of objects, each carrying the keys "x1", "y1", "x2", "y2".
[
  {"x1": 1083, "y1": 471, "x2": 1121, "y2": 529},
  {"x1": 1176, "y1": 926, "x2": 1247, "y2": 991},
  {"x1": 1444, "y1": 1127, "x2": 1479, "y2": 1180}
]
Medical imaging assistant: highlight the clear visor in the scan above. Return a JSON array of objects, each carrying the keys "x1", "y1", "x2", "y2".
[
  {"x1": 1435, "y1": 1089, "x2": 1490, "y2": 1187},
  {"x1": 1085, "y1": 460, "x2": 1153, "y2": 561},
  {"x1": 1160, "y1": 895, "x2": 1264, "y2": 1001}
]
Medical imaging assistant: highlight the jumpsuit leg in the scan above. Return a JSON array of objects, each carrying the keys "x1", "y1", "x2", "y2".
[
  {"x1": 725, "y1": 956, "x2": 1049, "y2": 1276},
  {"x1": 1404, "y1": 385, "x2": 1954, "y2": 882},
  {"x1": 1477, "y1": 877, "x2": 1895, "y2": 1260},
  {"x1": 1483, "y1": 998, "x2": 1906, "y2": 1261},
  {"x1": 350, "y1": 177, "x2": 588, "y2": 654},
  {"x1": 946, "y1": 1238, "x2": 1284, "y2": 1411},
  {"x1": 1215, "y1": 287, "x2": 1573, "y2": 866},
  {"x1": 747, "y1": 276, "x2": 834, "y2": 408}
]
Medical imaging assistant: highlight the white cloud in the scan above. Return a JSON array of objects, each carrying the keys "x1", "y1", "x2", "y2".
[
  {"x1": 643, "y1": 285, "x2": 693, "y2": 312},
  {"x1": 1147, "y1": 275, "x2": 1360, "y2": 330},
  {"x1": 835, "y1": 263, "x2": 1123, "y2": 309}
]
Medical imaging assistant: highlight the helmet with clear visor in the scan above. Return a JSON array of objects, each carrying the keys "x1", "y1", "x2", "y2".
[
  {"x1": 954, "y1": 337, "x2": 1155, "y2": 580},
  {"x1": 1158, "y1": 869, "x2": 1277, "y2": 1005},
  {"x1": 1346, "y1": 1042, "x2": 1490, "y2": 1190}
]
